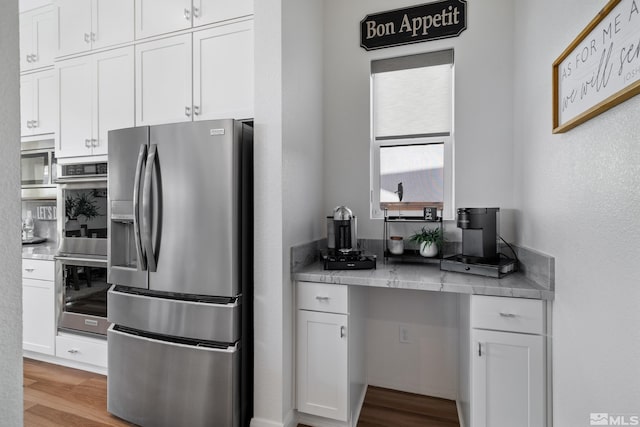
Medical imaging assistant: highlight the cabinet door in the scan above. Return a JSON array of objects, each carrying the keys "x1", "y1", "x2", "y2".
[
  {"x1": 297, "y1": 310, "x2": 348, "y2": 421},
  {"x1": 20, "y1": 75, "x2": 34, "y2": 136},
  {"x1": 92, "y1": 0, "x2": 134, "y2": 50},
  {"x1": 135, "y1": 34, "x2": 193, "y2": 126},
  {"x1": 472, "y1": 329, "x2": 544, "y2": 427},
  {"x1": 56, "y1": 0, "x2": 92, "y2": 57},
  {"x1": 193, "y1": 20, "x2": 253, "y2": 121},
  {"x1": 33, "y1": 69, "x2": 57, "y2": 136},
  {"x1": 93, "y1": 47, "x2": 134, "y2": 156},
  {"x1": 23, "y1": 278, "x2": 55, "y2": 355},
  {"x1": 19, "y1": 13, "x2": 34, "y2": 72},
  {"x1": 32, "y1": 6, "x2": 57, "y2": 67},
  {"x1": 193, "y1": 0, "x2": 253, "y2": 27},
  {"x1": 57, "y1": 56, "x2": 93, "y2": 158},
  {"x1": 135, "y1": 0, "x2": 192, "y2": 40}
]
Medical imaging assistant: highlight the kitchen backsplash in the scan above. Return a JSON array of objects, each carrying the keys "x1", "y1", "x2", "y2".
[{"x1": 22, "y1": 200, "x2": 57, "y2": 243}]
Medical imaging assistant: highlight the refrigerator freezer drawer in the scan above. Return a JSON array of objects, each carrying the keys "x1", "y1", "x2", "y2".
[
  {"x1": 107, "y1": 286, "x2": 240, "y2": 343},
  {"x1": 107, "y1": 325, "x2": 239, "y2": 427}
]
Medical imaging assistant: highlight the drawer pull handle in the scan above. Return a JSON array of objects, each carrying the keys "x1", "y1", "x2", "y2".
[
  {"x1": 499, "y1": 312, "x2": 517, "y2": 318},
  {"x1": 340, "y1": 326, "x2": 346, "y2": 338},
  {"x1": 478, "y1": 342, "x2": 482, "y2": 357},
  {"x1": 315, "y1": 296, "x2": 330, "y2": 301},
  {"x1": 24, "y1": 268, "x2": 35, "y2": 272},
  {"x1": 68, "y1": 349, "x2": 79, "y2": 354}
]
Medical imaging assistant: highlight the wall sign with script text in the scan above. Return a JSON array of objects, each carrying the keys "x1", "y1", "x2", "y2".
[
  {"x1": 360, "y1": 0, "x2": 467, "y2": 51},
  {"x1": 553, "y1": 0, "x2": 640, "y2": 133}
]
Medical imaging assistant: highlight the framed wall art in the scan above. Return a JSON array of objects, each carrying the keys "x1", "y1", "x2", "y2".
[{"x1": 552, "y1": 0, "x2": 640, "y2": 133}]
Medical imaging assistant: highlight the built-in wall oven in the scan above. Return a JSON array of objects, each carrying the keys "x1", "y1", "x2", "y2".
[{"x1": 56, "y1": 161, "x2": 110, "y2": 335}]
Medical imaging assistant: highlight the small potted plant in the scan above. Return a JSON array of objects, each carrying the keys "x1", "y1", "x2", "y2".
[{"x1": 409, "y1": 226, "x2": 443, "y2": 257}]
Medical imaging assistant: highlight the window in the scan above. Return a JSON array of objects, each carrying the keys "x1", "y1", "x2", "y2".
[{"x1": 370, "y1": 49, "x2": 454, "y2": 219}]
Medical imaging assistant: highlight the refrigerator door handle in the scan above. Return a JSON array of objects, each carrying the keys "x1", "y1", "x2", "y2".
[
  {"x1": 133, "y1": 144, "x2": 147, "y2": 271},
  {"x1": 142, "y1": 144, "x2": 158, "y2": 272}
]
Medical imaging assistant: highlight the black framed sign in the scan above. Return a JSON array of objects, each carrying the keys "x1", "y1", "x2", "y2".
[{"x1": 361, "y1": 0, "x2": 467, "y2": 51}]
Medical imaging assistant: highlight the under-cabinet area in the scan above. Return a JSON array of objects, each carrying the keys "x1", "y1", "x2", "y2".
[{"x1": 293, "y1": 255, "x2": 553, "y2": 427}]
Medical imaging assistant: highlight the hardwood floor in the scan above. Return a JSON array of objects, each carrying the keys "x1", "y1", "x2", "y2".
[
  {"x1": 300, "y1": 386, "x2": 460, "y2": 427},
  {"x1": 24, "y1": 359, "x2": 459, "y2": 427},
  {"x1": 23, "y1": 358, "x2": 135, "y2": 427}
]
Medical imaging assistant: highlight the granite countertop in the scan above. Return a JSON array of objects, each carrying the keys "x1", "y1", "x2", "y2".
[
  {"x1": 293, "y1": 261, "x2": 553, "y2": 300},
  {"x1": 22, "y1": 241, "x2": 57, "y2": 261}
]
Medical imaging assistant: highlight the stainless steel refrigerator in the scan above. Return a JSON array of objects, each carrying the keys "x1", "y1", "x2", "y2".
[{"x1": 106, "y1": 119, "x2": 253, "y2": 427}]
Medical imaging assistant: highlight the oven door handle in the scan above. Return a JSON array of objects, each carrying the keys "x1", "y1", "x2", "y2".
[
  {"x1": 141, "y1": 144, "x2": 157, "y2": 272},
  {"x1": 133, "y1": 144, "x2": 147, "y2": 271}
]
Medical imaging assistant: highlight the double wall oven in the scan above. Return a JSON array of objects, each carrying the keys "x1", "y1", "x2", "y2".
[{"x1": 55, "y1": 161, "x2": 110, "y2": 335}]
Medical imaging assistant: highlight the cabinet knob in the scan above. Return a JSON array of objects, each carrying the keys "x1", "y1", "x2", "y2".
[
  {"x1": 478, "y1": 342, "x2": 482, "y2": 357},
  {"x1": 340, "y1": 326, "x2": 346, "y2": 338},
  {"x1": 24, "y1": 268, "x2": 35, "y2": 272},
  {"x1": 91, "y1": 32, "x2": 96, "y2": 42},
  {"x1": 184, "y1": 8, "x2": 191, "y2": 20},
  {"x1": 26, "y1": 54, "x2": 32, "y2": 63},
  {"x1": 31, "y1": 54, "x2": 37, "y2": 62},
  {"x1": 193, "y1": 105, "x2": 200, "y2": 116},
  {"x1": 26, "y1": 120, "x2": 32, "y2": 129},
  {"x1": 84, "y1": 33, "x2": 90, "y2": 43},
  {"x1": 68, "y1": 349, "x2": 79, "y2": 354},
  {"x1": 499, "y1": 312, "x2": 517, "y2": 318},
  {"x1": 85, "y1": 139, "x2": 91, "y2": 148},
  {"x1": 192, "y1": 7, "x2": 200, "y2": 18},
  {"x1": 91, "y1": 138, "x2": 98, "y2": 147},
  {"x1": 185, "y1": 106, "x2": 191, "y2": 117},
  {"x1": 315, "y1": 296, "x2": 330, "y2": 301},
  {"x1": 31, "y1": 120, "x2": 38, "y2": 128}
]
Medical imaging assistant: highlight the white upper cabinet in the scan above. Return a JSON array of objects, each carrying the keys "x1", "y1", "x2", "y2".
[
  {"x1": 135, "y1": 0, "x2": 253, "y2": 40},
  {"x1": 56, "y1": 0, "x2": 134, "y2": 57},
  {"x1": 135, "y1": 35, "x2": 193, "y2": 126},
  {"x1": 20, "y1": 69, "x2": 57, "y2": 138},
  {"x1": 193, "y1": 20, "x2": 254, "y2": 121},
  {"x1": 57, "y1": 47, "x2": 134, "y2": 159},
  {"x1": 135, "y1": 0, "x2": 192, "y2": 40},
  {"x1": 20, "y1": 5, "x2": 57, "y2": 72},
  {"x1": 193, "y1": 0, "x2": 253, "y2": 27}
]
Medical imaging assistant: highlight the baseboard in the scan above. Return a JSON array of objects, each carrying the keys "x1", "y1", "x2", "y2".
[
  {"x1": 352, "y1": 383, "x2": 367, "y2": 427},
  {"x1": 251, "y1": 410, "x2": 296, "y2": 427},
  {"x1": 456, "y1": 400, "x2": 466, "y2": 427},
  {"x1": 23, "y1": 351, "x2": 107, "y2": 375}
]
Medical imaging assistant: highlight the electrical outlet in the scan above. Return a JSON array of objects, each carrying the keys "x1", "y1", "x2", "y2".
[{"x1": 399, "y1": 325, "x2": 411, "y2": 344}]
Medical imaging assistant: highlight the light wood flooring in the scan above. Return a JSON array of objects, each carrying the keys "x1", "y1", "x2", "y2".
[
  {"x1": 23, "y1": 358, "x2": 134, "y2": 427},
  {"x1": 24, "y1": 358, "x2": 459, "y2": 427}
]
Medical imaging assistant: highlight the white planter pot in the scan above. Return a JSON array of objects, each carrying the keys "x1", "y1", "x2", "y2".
[{"x1": 419, "y1": 241, "x2": 438, "y2": 257}]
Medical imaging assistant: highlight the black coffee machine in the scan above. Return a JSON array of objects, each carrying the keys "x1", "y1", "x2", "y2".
[
  {"x1": 323, "y1": 206, "x2": 376, "y2": 270},
  {"x1": 440, "y1": 207, "x2": 517, "y2": 278}
]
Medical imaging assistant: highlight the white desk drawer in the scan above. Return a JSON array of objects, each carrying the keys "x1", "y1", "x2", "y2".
[
  {"x1": 22, "y1": 259, "x2": 54, "y2": 281},
  {"x1": 297, "y1": 282, "x2": 348, "y2": 314},
  {"x1": 471, "y1": 295, "x2": 544, "y2": 335},
  {"x1": 56, "y1": 333, "x2": 108, "y2": 368}
]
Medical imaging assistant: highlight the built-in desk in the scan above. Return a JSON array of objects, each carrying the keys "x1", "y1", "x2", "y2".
[{"x1": 291, "y1": 242, "x2": 554, "y2": 427}]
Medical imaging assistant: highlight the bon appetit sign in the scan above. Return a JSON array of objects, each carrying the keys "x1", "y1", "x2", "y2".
[{"x1": 360, "y1": 0, "x2": 467, "y2": 51}]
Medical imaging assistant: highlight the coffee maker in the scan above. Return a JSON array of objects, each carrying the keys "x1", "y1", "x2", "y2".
[
  {"x1": 323, "y1": 206, "x2": 376, "y2": 270},
  {"x1": 440, "y1": 207, "x2": 517, "y2": 278}
]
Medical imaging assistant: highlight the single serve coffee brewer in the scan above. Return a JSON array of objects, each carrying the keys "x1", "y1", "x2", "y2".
[
  {"x1": 323, "y1": 206, "x2": 376, "y2": 270},
  {"x1": 440, "y1": 207, "x2": 517, "y2": 278}
]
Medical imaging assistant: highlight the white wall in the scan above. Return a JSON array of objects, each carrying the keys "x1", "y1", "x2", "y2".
[
  {"x1": 322, "y1": 0, "x2": 515, "y2": 398},
  {"x1": 512, "y1": 0, "x2": 640, "y2": 425},
  {"x1": 0, "y1": 0, "x2": 23, "y2": 424},
  {"x1": 253, "y1": 0, "x2": 325, "y2": 426}
]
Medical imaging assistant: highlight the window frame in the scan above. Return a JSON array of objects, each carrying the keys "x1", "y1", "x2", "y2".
[{"x1": 369, "y1": 49, "x2": 455, "y2": 220}]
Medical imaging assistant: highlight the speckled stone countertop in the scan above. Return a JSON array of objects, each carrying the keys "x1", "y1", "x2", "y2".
[
  {"x1": 291, "y1": 240, "x2": 555, "y2": 301},
  {"x1": 22, "y1": 241, "x2": 57, "y2": 261}
]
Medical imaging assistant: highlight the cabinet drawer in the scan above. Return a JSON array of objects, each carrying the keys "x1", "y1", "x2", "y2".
[
  {"x1": 297, "y1": 282, "x2": 348, "y2": 314},
  {"x1": 55, "y1": 333, "x2": 108, "y2": 368},
  {"x1": 22, "y1": 259, "x2": 54, "y2": 281},
  {"x1": 471, "y1": 295, "x2": 544, "y2": 335}
]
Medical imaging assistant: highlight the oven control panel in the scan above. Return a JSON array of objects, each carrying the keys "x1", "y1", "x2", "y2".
[{"x1": 61, "y1": 162, "x2": 107, "y2": 177}]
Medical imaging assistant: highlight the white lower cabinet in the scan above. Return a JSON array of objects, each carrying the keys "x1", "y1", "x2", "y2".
[
  {"x1": 23, "y1": 276, "x2": 56, "y2": 355},
  {"x1": 55, "y1": 332, "x2": 108, "y2": 369},
  {"x1": 470, "y1": 295, "x2": 546, "y2": 427},
  {"x1": 296, "y1": 281, "x2": 366, "y2": 426}
]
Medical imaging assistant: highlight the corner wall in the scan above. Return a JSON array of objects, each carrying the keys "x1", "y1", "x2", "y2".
[
  {"x1": 513, "y1": 0, "x2": 640, "y2": 424},
  {"x1": 0, "y1": 0, "x2": 23, "y2": 424}
]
